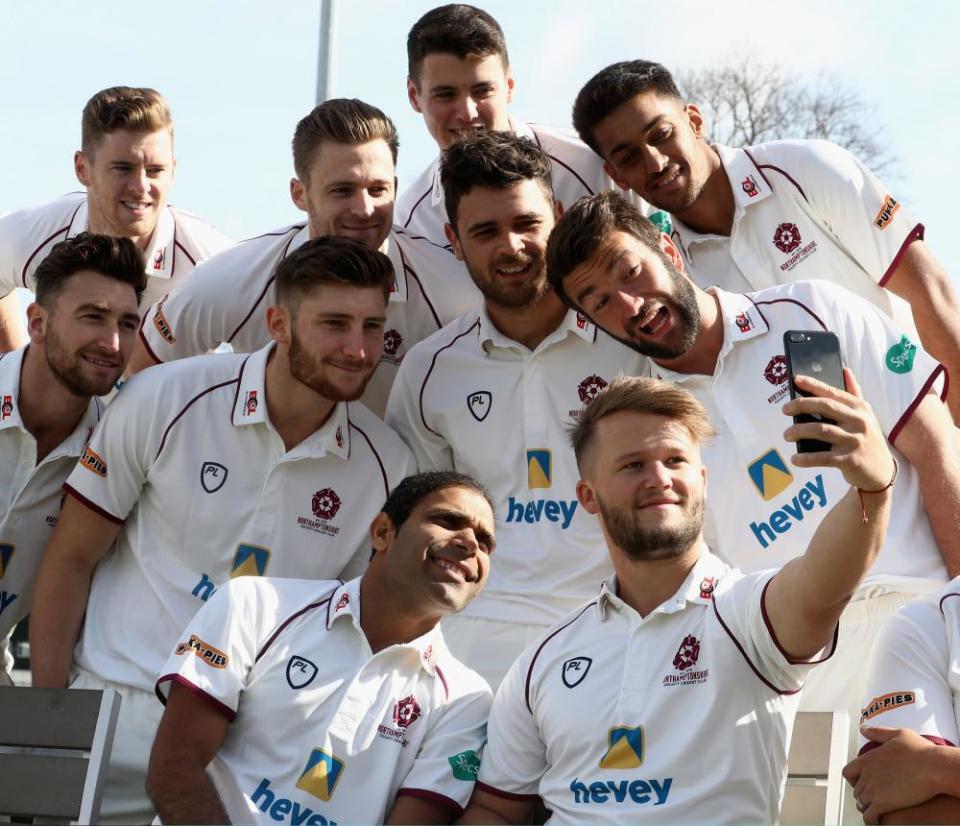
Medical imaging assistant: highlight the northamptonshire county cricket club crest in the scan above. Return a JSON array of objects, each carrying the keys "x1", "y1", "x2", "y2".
[
  {"x1": 764, "y1": 354, "x2": 791, "y2": 404},
  {"x1": 663, "y1": 634, "x2": 709, "y2": 687},
  {"x1": 570, "y1": 375, "x2": 608, "y2": 419},
  {"x1": 381, "y1": 329, "x2": 404, "y2": 365},
  {"x1": 297, "y1": 488, "x2": 342, "y2": 537}
]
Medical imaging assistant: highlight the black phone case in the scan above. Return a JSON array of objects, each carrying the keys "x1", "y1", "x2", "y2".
[{"x1": 782, "y1": 331, "x2": 845, "y2": 454}]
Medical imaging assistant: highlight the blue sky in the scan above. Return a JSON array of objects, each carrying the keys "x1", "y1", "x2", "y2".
[{"x1": 2, "y1": 0, "x2": 957, "y2": 277}]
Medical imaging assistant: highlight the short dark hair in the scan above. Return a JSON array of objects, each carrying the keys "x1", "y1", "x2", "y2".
[
  {"x1": 34, "y1": 232, "x2": 147, "y2": 308},
  {"x1": 274, "y1": 236, "x2": 395, "y2": 312},
  {"x1": 407, "y1": 4, "x2": 508, "y2": 87},
  {"x1": 573, "y1": 60, "x2": 682, "y2": 155},
  {"x1": 441, "y1": 131, "x2": 554, "y2": 230},
  {"x1": 292, "y1": 98, "x2": 399, "y2": 181},
  {"x1": 81, "y1": 86, "x2": 173, "y2": 157},
  {"x1": 381, "y1": 471, "x2": 494, "y2": 532},
  {"x1": 546, "y1": 191, "x2": 665, "y2": 307}
]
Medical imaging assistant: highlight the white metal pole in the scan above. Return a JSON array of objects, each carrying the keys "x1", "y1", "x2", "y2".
[{"x1": 316, "y1": 0, "x2": 336, "y2": 103}]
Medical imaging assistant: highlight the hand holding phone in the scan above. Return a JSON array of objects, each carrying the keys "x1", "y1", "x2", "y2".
[{"x1": 783, "y1": 331, "x2": 845, "y2": 453}]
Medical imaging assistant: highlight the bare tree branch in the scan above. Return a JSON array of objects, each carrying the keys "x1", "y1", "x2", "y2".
[{"x1": 677, "y1": 56, "x2": 895, "y2": 175}]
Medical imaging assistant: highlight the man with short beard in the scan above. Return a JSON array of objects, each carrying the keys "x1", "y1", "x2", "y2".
[
  {"x1": 462, "y1": 375, "x2": 895, "y2": 824},
  {"x1": 544, "y1": 191, "x2": 960, "y2": 818},
  {"x1": 0, "y1": 232, "x2": 144, "y2": 683},
  {"x1": 386, "y1": 133, "x2": 648, "y2": 689},
  {"x1": 29, "y1": 236, "x2": 414, "y2": 824}
]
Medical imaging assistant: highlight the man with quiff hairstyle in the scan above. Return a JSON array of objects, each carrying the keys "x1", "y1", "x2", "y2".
[
  {"x1": 463, "y1": 374, "x2": 897, "y2": 824},
  {"x1": 0, "y1": 85, "x2": 232, "y2": 352}
]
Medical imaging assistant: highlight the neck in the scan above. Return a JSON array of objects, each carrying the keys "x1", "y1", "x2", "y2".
[
  {"x1": 18, "y1": 346, "x2": 89, "y2": 460},
  {"x1": 612, "y1": 542, "x2": 702, "y2": 618},
  {"x1": 486, "y1": 290, "x2": 568, "y2": 350},
  {"x1": 86, "y1": 213, "x2": 155, "y2": 255},
  {"x1": 263, "y1": 348, "x2": 337, "y2": 452},
  {"x1": 653, "y1": 288, "x2": 724, "y2": 376},
  {"x1": 672, "y1": 146, "x2": 734, "y2": 237},
  {"x1": 359, "y1": 568, "x2": 440, "y2": 653}
]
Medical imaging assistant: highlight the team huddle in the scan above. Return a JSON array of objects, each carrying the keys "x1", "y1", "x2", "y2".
[{"x1": 2, "y1": 4, "x2": 960, "y2": 826}]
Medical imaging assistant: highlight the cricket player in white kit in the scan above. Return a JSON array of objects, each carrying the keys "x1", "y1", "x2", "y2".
[
  {"x1": 130, "y1": 98, "x2": 480, "y2": 416},
  {"x1": 0, "y1": 233, "x2": 145, "y2": 681},
  {"x1": 462, "y1": 375, "x2": 896, "y2": 824},
  {"x1": 546, "y1": 192, "x2": 960, "y2": 819},
  {"x1": 29, "y1": 237, "x2": 414, "y2": 823},
  {"x1": 387, "y1": 132, "x2": 648, "y2": 688},
  {"x1": 841, "y1": 580, "x2": 960, "y2": 824},
  {"x1": 0, "y1": 86, "x2": 232, "y2": 351},
  {"x1": 398, "y1": 5, "x2": 666, "y2": 255},
  {"x1": 572, "y1": 59, "x2": 960, "y2": 421},
  {"x1": 147, "y1": 471, "x2": 495, "y2": 825}
]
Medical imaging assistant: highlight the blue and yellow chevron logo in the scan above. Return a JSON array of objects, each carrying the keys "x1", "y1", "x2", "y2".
[
  {"x1": 747, "y1": 449, "x2": 794, "y2": 501},
  {"x1": 231, "y1": 544, "x2": 270, "y2": 578},
  {"x1": 0, "y1": 544, "x2": 13, "y2": 579},
  {"x1": 599, "y1": 726, "x2": 644, "y2": 769},
  {"x1": 527, "y1": 449, "x2": 552, "y2": 489},
  {"x1": 295, "y1": 748, "x2": 344, "y2": 801}
]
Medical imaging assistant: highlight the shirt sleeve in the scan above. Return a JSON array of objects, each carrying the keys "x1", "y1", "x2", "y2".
[
  {"x1": 810, "y1": 280, "x2": 945, "y2": 439},
  {"x1": 790, "y1": 140, "x2": 921, "y2": 286},
  {"x1": 0, "y1": 209, "x2": 35, "y2": 297},
  {"x1": 714, "y1": 570, "x2": 836, "y2": 694},
  {"x1": 397, "y1": 677, "x2": 493, "y2": 813},
  {"x1": 62, "y1": 372, "x2": 163, "y2": 521},
  {"x1": 155, "y1": 577, "x2": 277, "y2": 718},
  {"x1": 857, "y1": 594, "x2": 959, "y2": 755},
  {"x1": 139, "y1": 246, "x2": 259, "y2": 364},
  {"x1": 475, "y1": 654, "x2": 547, "y2": 800},
  {"x1": 385, "y1": 349, "x2": 454, "y2": 473}
]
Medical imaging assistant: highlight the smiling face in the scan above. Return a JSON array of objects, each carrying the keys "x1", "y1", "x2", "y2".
[
  {"x1": 408, "y1": 52, "x2": 514, "y2": 151},
  {"x1": 577, "y1": 410, "x2": 706, "y2": 562},
  {"x1": 565, "y1": 230, "x2": 700, "y2": 360},
  {"x1": 30, "y1": 269, "x2": 140, "y2": 397},
  {"x1": 445, "y1": 178, "x2": 555, "y2": 311},
  {"x1": 74, "y1": 128, "x2": 175, "y2": 251},
  {"x1": 275, "y1": 282, "x2": 387, "y2": 402},
  {"x1": 593, "y1": 92, "x2": 715, "y2": 218},
  {"x1": 291, "y1": 139, "x2": 395, "y2": 250},
  {"x1": 377, "y1": 485, "x2": 495, "y2": 615}
]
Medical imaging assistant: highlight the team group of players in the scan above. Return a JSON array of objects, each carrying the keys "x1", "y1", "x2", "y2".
[{"x1": 2, "y1": 4, "x2": 960, "y2": 825}]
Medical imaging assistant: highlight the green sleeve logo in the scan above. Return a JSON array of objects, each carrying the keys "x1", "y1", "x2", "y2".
[
  {"x1": 885, "y1": 335, "x2": 916, "y2": 374},
  {"x1": 448, "y1": 749, "x2": 481, "y2": 781},
  {"x1": 647, "y1": 210, "x2": 673, "y2": 236}
]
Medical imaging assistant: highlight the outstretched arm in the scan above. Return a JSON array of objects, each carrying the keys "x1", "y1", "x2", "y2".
[{"x1": 765, "y1": 370, "x2": 894, "y2": 660}]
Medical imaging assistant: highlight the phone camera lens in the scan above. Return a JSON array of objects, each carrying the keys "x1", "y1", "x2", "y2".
[{"x1": 788, "y1": 332, "x2": 805, "y2": 343}]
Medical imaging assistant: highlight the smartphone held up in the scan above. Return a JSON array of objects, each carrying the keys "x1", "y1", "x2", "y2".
[{"x1": 783, "y1": 330, "x2": 846, "y2": 454}]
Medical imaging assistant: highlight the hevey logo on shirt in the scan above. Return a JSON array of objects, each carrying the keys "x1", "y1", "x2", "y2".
[
  {"x1": 249, "y1": 750, "x2": 345, "y2": 826},
  {"x1": 527, "y1": 450, "x2": 552, "y2": 489},
  {"x1": 570, "y1": 726, "x2": 673, "y2": 807},
  {"x1": 505, "y1": 497, "x2": 577, "y2": 529},
  {"x1": 746, "y1": 450, "x2": 828, "y2": 549}
]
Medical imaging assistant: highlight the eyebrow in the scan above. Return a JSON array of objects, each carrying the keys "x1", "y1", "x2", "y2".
[{"x1": 573, "y1": 248, "x2": 625, "y2": 306}]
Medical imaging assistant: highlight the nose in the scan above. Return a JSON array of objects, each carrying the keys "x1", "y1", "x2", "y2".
[
  {"x1": 504, "y1": 231, "x2": 525, "y2": 256},
  {"x1": 643, "y1": 144, "x2": 668, "y2": 175},
  {"x1": 340, "y1": 325, "x2": 368, "y2": 360},
  {"x1": 456, "y1": 95, "x2": 479, "y2": 123},
  {"x1": 644, "y1": 461, "x2": 673, "y2": 489},
  {"x1": 130, "y1": 166, "x2": 150, "y2": 196},
  {"x1": 616, "y1": 290, "x2": 643, "y2": 329},
  {"x1": 352, "y1": 189, "x2": 376, "y2": 218},
  {"x1": 97, "y1": 323, "x2": 122, "y2": 354}
]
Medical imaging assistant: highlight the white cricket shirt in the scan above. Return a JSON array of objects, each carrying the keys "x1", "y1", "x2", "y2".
[
  {"x1": 64, "y1": 343, "x2": 414, "y2": 691},
  {"x1": 654, "y1": 282, "x2": 948, "y2": 592},
  {"x1": 0, "y1": 192, "x2": 233, "y2": 313},
  {"x1": 0, "y1": 347, "x2": 102, "y2": 673},
  {"x1": 478, "y1": 550, "x2": 834, "y2": 824},
  {"x1": 385, "y1": 307, "x2": 648, "y2": 626},
  {"x1": 139, "y1": 223, "x2": 481, "y2": 416},
  {"x1": 156, "y1": 576, "x2": 492, "y2": 825},
  {"x1": 396, "y1": 117, "x2": 667, "y2": 252},
  {"x1": 857, "y1": 577, "x2": 960, "y2": 755},
  {"x1": 671, "y1": 141, "x2": 922, "y2": 335}
]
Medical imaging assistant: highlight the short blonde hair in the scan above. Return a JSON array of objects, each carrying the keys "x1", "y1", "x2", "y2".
[
  {"x1": 570, "y1": 375, "x2": 714, "y2": 471},
  {"x1": 81, "y1": 86, "x2": 173, "y2": 156}
]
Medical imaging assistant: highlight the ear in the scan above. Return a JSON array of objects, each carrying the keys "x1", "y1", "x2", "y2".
[
  {"x1": 444, "y1": 224, "x2": 465, "y2": 262},
  {"x1": 265, "y1": 304, "x2": 291, "y2": 345},
  {"x1": 658, "y1": 232, "x2": 686, "y2": 274},
  {"x1": 407, "y1": 77, "x2": 423, "y2": 114},
  {"x1": 25, "y1": 302, "x2": 47, "y2": 344},
  {"x1": 369, "y1": 511, "x2": 397, "y2": 554},
  {"x1": 74, "y1": 150, "x2": 90, "y2": 186},
  {"x1": 701, "y1": 463, "x2": 708, "y2": 500},
  {"x1": 290, "y1": 178, "x2": 308, "y2": 213},
  {"x1": 684, "y1": 103, "x2": 706, "y2": 139},
  {"x1": 505, "y1": 69, "x2": 516, "y2": 104},
  {"x1": 576, "y1": 479, "x2": 600, "y2": 516},
  {"x1": 603, "y1": 160, "x2": 630, "y2": 192}
]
